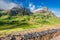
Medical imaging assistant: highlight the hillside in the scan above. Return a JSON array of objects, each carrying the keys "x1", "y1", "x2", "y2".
[{"x1": 0, "y1": 7, "x2": 60, "y2": 36}]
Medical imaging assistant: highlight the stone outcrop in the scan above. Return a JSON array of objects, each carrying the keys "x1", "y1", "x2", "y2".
[
  {"x1": 9, "y1": 7, "x2": 32, "y2": 16},
  {"x1": 0, "y1": 28, "x2": 60, "y2": 40},
  {"x1": 33, "y1": 7, "x2": 49, "y2": 13}
]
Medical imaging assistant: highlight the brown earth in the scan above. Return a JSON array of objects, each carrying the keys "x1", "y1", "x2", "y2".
[
  {"x1": 50, "y1": 36, "x2": 60, "y2": 40},
  {"x1": 0, "y1": 24, "x2": 60, "y2": 40},
  {"x1": 19, "y1": 24, "x2": 60, "y2": 35},
  {"x1": 0, "y1": 24, "x2": 60, "y2": 39}
]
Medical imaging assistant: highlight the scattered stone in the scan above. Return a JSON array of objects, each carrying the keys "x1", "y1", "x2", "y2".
[{"x1": 0, "y1": 28, "x2": 60, "y2": 40}]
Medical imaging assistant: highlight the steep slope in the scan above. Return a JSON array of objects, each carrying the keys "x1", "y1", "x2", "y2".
[
  {"x1": 0, "y1": 6, "x2": 60, "y2": 36},
  {"x1": 34, "y1": 7, "x2": 56, "y2": 17},
  {"x1": 33, "y1": 7, "x2": 48, "y2": 13},
  {"x1": 9, "y1": 6, "x2": 32, "y2": 16}
]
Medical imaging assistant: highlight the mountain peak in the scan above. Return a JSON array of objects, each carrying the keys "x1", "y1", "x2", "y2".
[{"x1": 32, "y1": 6, "x2": 49, "y2": 13}]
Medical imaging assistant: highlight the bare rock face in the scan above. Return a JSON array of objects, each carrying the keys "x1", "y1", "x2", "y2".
[
  {"x1": 0, "y1": 28, "x2": 60, "y2": 40},
  {"x1": 0, "y1": 9, "x2": 4, "y2": 11},
  {"x1": 34, "y1": 7, "x2": 49, "y2": 13},
  {"x1": 9, "y1": 6, "x2": 32, "y2": 16},
  {"x1": 41, "y1": 7, "x2": 48, "y2": 13}
]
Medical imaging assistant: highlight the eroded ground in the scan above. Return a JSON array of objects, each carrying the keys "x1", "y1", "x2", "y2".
[{"x1": 51, "y1": 36, "x2": 60, "y2": 40}]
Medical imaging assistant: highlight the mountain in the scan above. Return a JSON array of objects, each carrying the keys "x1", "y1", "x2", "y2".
[
  {"x1": 0, "y1": 6, "x2": 56, "y2": 18},
  {"x1": 31, "y1": 7, "x2": 56, "y2": 17},
  {"x1": 8, "y1": 6, "x2": 56, "y2": 17},
  {"x1": 33, "y1": 7, "x2": 49, "y2": 13},
  {"x1": 0, "y1": 9, "x2": 4, "y2": 11},
  {"x1": 0, "y1": 6, "x2": 60, "y2": 35},
  {"x1": 9, "y1": 6, "x2": 32, "y2": 16}
]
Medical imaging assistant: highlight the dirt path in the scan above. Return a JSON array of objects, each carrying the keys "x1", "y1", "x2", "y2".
[
  {"x1": 51, "y1": 36, "x2": 60, "y2": 40},
  {"x1": 0, "y1": 24, "x2": 60, "y2": 40},
  {"x1": 16, "y1": 25, "x2": 60, "y2": 35},
  {"x1": 0, "y1": 24, "x2": 60, "y2": 37}
]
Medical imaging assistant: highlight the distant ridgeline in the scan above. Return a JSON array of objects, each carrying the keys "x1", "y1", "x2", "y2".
[
  {"x1": 0, "y1": 6, "x2": 56, "y2": 17},
  {"x1": 0, "y1": 6, "x2": 59, "y2": 26}
]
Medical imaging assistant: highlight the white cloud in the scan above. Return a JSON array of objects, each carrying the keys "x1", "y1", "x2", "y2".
[
  {"x1": 50, "y1": 8, "x2": 60, "y2": 17},
  {"x1": 29, "y1": 3, "x2": 43, "y2": 13},
  {"x1": 0, "y1": 0, "x2": 17, "y2": 10},
  {"x1": 29, "y1": 3, "x2": 35, "y2": 12}
]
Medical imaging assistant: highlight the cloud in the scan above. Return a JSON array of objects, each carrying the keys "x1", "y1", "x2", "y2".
[
  {"x1": 0, "y1": 0, "x2": 17, "y2": 10},
  {"x1": 29, "y1": 3, "x2": 35, "y2": 12},
  {"x1": 29, "y1": 3, "x2": 43, "y2": 13},
  {"x1": 50, "y1": 8, "x2": 60, "y2": 17}
]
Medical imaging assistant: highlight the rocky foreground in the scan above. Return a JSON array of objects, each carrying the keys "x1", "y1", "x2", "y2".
[
  {"x1": 0, "y1": 26, "x2": 60, "y2": 40},
  {"x1": 51, "y1": 36, "x2": 60, "y2": 40}
]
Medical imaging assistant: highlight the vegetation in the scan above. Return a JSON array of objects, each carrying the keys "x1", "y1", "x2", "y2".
[{"x1": 0, "y1": 8, "x2": 60, "y2": 36}]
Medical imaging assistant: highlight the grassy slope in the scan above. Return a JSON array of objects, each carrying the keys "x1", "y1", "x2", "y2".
[{"x1": 0, "y1": 12, "x2": 60, "y2": 36}]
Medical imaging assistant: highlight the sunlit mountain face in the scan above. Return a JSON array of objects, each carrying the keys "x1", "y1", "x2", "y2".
[{"x1": 0, "y1": 0, "x2": 60, "y2": 17}]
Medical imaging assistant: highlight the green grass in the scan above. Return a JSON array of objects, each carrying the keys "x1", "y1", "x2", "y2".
[
  {"x1": 0, "y1": 24, "x2": 39, "y2": 37},
  {"x1": 0, "y1": 12, "x2": 60, "y2": 37}
]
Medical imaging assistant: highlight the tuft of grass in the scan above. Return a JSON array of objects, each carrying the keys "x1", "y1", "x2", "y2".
[{"x1": 0, "y1": 12, "x2": 60, "y2": 37}]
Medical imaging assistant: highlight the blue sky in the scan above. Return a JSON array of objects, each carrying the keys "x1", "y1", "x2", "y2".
[{"x1": 0, "y1": 0, "x2": 60, "y2": 17}]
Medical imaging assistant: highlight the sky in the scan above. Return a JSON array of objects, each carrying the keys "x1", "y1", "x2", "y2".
[{"x1": 0, "y1": 0, "x2": 60, "y2": 17}]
